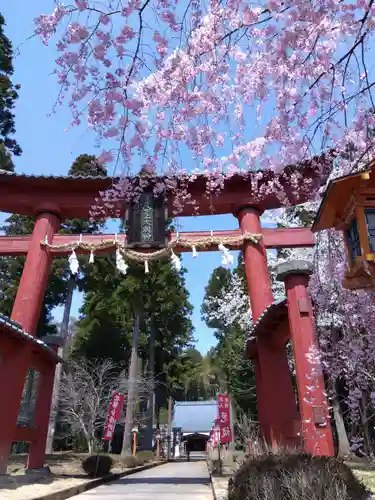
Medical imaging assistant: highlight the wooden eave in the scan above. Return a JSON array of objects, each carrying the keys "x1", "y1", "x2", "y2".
[
  {"x1": 0, "y1": 315, "x2": 61, "y2": 366},
  {"x1": 245, "y1": 299, "x2": 289, "y2": 358},
  {"x1": 312, "y1": 161, "x2": 375, "y2": 232}
]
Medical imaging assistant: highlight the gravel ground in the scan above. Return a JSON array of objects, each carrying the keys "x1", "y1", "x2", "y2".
[{"x1": 1, "y1": 452, "x2": 124, "y2": 500}]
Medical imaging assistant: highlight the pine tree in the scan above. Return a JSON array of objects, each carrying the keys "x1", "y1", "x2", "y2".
[
  {"x1": 70, "y1": 257, "x2": 131, "y2": 362},
  {"x1": 72, "y1": 257, "x2": 194, "y2": 368},
  {"x1": 0, "y1": 13, "x2": 21, "y2": 171}
]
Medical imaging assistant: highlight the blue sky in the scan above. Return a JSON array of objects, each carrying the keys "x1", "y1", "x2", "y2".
[{"x1": 2, "y1": 1, "x2": 256, "y2": 353}]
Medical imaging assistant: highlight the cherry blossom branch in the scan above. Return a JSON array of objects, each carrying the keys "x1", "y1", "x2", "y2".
[{"x1": 31, "y1": 0, "x2": 375, "y2": 213}]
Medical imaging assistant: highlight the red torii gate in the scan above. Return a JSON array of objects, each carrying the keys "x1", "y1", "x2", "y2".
[{"x1": 0, "y1": 166, "x2": 334, "y2": 473}]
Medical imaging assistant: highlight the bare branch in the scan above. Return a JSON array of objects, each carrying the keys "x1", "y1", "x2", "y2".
[{"x1": 58, "y1": 358, "x2": 152, "y2": 453}]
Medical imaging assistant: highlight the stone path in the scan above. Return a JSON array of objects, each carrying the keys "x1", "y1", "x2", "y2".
[{"x1": 69, "y1": 460, "x2": 214, "y2": 500}]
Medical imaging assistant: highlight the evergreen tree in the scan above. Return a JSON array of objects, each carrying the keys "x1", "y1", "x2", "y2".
[
  {"x1": 70, "y1": 256, "x2": 130, "y2": 362},
  {"x1": 0, "y1": 13, "x2": 21, "y2": 171},
  {"x1": 71, "y1": 255, "x2": 195, "y2": 418},
  {"x1": 70, "y1": 154, "x2": 107, "y2": 177},
  {"x1": 72, "y1": 257, "x2": 194, "y2": 361},
  {"x1": 170, "y1": 346, "x2": 222, "y2": 401}
]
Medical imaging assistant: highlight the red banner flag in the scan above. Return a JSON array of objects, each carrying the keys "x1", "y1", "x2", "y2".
[
  {"x1": 217, "y1": 393, "x2": 232, "y2": 444},
  {"x1": 103, "y1": 392, "x2": 125, "y2": 441}
]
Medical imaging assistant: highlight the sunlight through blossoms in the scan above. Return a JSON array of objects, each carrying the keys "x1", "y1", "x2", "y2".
[
  {"x1": 203, "y1": 273, "x2": 252, "y2": 330},
  {"x1": 202, "y1": 253, "x2": 286, "y2": 331},
  {"x1": 312, "y1": 229, "x2": 375, "y2": 431},
  {"x1": 34, "y1": 0, "x2": 375, "y2": 213}
]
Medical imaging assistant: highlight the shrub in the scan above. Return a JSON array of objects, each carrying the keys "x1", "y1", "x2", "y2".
[
  {"x1": 227, "y1": 452, "x2": 370, "y2": 500},
  {"x1": 122, "y1": 455, "x2": 143, "y2": 468},
  {"x1": 82, "y1": 455, "x2": 114, "y2": 478},
  {"x1": 121, "y1": 451, "x2": 155, "y2": 468},
  {"x1": 137, "y1": 451, "x2": 155, "y2": 463}
]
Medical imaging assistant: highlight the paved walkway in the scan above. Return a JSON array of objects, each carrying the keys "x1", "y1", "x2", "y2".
[{"x1": 69, "y1": 460, "x2": 213, "y2": 500}]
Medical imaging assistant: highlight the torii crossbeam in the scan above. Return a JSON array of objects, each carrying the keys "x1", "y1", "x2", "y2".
[{"x1": 0, "y1": 228, "x2": 315, "y2": 256}]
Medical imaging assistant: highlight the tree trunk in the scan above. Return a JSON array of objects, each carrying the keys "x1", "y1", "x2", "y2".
[
  {"x1": 361, "y1": 392, "x2": 373, "y2": 457},
  {"x1": 141, "y1": 356, "x2": 147, "y2": 375},
  {"x1": 45, "y1": 275, "x2": 75, "y2": 454},
  {"x1": 121, "y1": 316, "x2": 140, "y2": 457},
  {"x1": 144, "y1": 322, "x2": 155, "y2": 449},
  {"x1": 229, "y1": 397, "x2": 236, "y2": 451},
  {"x1": 329, "y1": 334, "x2": 351, "y2": 458},
  {"x1": 156, "y1": 403, "x2": 161, "y2": 429},
  {"x1": 332, "y1": 395, "x2": 350, "y2": 457},
  {"x1": 167, "y1": 396, "x2": 173, "y2": 459},
  {"x1": 138, "y1": 358, "x2": 148, "y2": 415}
]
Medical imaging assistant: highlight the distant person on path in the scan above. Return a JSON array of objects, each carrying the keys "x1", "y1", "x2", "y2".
[{"x1": 186, "y1": 441, "x2": 191, "y2": 462}]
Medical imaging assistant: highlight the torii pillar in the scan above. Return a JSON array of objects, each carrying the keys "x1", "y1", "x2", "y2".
[
  {"x1": 0, "y1": 210, "x2": 60, "y2": 474},
  {"x1": 276, "y1": 260, "x2": 334, "y2": 456},
  {"x1": 236, "y1": 207, "x2": 299, "y2": 447}
]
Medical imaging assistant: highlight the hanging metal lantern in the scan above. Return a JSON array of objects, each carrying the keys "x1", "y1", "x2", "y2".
[
  {"x1": 312, "y1": 160, "x2": 375, "y2": 289},
  {"x1": 125, "y1": 190, "x2": 168, "y2": 248}
]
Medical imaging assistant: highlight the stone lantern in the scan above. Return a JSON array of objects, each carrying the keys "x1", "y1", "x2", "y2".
[
  {"x1": 312, "y1": 160, "x2": 375, "y2": 289},
  {"x1": 125, "y1": 190, "x2": 168, "y2": 248}
]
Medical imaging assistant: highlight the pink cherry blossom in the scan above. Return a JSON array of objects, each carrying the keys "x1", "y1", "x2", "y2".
[
  {"x1": 75, "y1": 0, "x2": 88, "y2": 10},
  {"x1": 67, "y1": 23, "x2": 89, "y2": 44},
  {"x1": 33, "y1": 0, "x2": 375, "y2": 214}
]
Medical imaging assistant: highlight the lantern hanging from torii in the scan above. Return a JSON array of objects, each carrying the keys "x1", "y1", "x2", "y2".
[
  {"x1": 125, "y1": 189, "x2": 168, "y2": 249},
  {"x1": 312, "y1": 160, "x2": 375, "y2": 290}
]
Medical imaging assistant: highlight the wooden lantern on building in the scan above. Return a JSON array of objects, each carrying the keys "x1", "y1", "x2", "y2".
[
  {"x1": 125, "y1": 190, "x2": 168, "y2": 248},
  {"x1": 312, "y1": 160, "x2": 375, "y2": 290}
]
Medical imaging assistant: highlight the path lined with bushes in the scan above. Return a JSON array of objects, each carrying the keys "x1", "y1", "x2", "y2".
[{"x1": 69, "y1": 460, "x2": 213, "y2": 499}]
